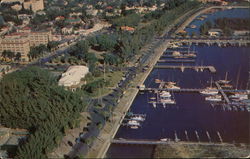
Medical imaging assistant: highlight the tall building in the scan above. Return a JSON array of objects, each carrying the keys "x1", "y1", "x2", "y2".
[
  {"x1": 0, "y1": 28, "x2": 52, "y2": 61},
  {"x1": 0, "y1": 33, "x2": 30, "y2": 61}
]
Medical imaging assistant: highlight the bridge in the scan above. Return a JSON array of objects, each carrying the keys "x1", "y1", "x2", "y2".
[
  {"x1": 139, "y1": 88, "x2": 248, "y2": 93},
  {"x1": 154, "y1": 65, "x2": 216, "y2": 73}
]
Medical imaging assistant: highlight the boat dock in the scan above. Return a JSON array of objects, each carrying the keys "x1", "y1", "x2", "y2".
[
  {"x1": 214, "y1": 82, "x2": 230, "y2": 104},
  {"x1": 164, "y1": 50, "x2": 197, "y2": 54},
  {"x1": 158, "y1": 59, "x2": 196, "y2": 63},
  {"x1": 140, "y1": 88, "x2": 248, "y2": 93},
  {"x1": 161, "y1": 55, "x2": 196, "y2": 58},
  {"x1": 154, "y1": 65, "x2": 216, "y2": 73},
  {"x1": 111, "y1": 139, "x2": 224, "y2": 146}
]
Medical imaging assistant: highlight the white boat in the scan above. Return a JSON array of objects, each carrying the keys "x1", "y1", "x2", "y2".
[
  {"x1": 130, "y1": 116, "x2": 145, "y2": 122},
  {"x1": 138, "y1": 84, "x2": 145, "y2": 90},
  {"x1": 229, "y1": 94, "x2": 248, "y2": 100},
  {"x1": 127, "y1": 120, "x2": 140, "y2": 126},
  {"x1": 152, "y1": 102, "x2": 157, "y2": 108},
  {"x1": 160, "y1": 91, "x2": 171, "y2": 98},
  {"x1": 205, "y1": 95, "x2": 222, "y2": 102},
  {"x1": 160, "y1": 138, "x2": 171, "y2": 142},
  {"x1": 200, "y1": 88, "x2": 219, "y2": 95},
  {"x1": 165, "y1": 84, "x2": 180, "y2": 90},
  {"x1": 218, "y1": 72, "x2": 230, "y2": 84},
  {"x1": 200, "y1": 78, "x2": 218, "y2": 95},
  {"x1": 130, "y1": 126, "x2": 139, "y2": 129},
  {"x1": 161, "y1": 98, "x2": 176, "y2": 104}
]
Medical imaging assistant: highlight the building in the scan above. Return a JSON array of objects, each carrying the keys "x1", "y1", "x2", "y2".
[
  {"x1": 23, "y1": 0, "x2": 44, "y2": 12},
  {"x1": 62, "y1": 26, "x2": 73, "y2": 34},
  {"x1": 0, "y1": 33, "x2": 30, "y2": 61},
  {"x1": 0, "y1": 28, "x2": 52, "y2": 61},
  {"x1": 59, "y1": 66, "x2": 89, "y2": 90},
  {"x1": 1, "y1": 0, "x2": 44, "y2": 12},
  {"x1": 208, "y1": 28, "x2": 222, "y2": 36}
]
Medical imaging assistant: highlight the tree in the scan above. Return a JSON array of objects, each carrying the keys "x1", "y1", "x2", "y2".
[
  {"x1": 15, "y1": 52, "x2": 21, "y2": 61},
  {"x1": 1, "y1": 50, "x2": 15, "y2": 61}
]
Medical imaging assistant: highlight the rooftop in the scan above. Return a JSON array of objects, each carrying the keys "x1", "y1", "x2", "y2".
[{"x1": 59, "y1": 65, "x2": 89, "y2": 87}]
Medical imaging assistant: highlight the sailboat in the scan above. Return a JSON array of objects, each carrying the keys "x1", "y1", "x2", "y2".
[
  {"x1": 205, "y1": 95, "x2": 222, "y2": 102},
  {"x1": 218, "y1": 72, "x2": 230, "y2": 84},
  {"x1": 200, "y1": 77, "x2": 218, "y2": 95}
]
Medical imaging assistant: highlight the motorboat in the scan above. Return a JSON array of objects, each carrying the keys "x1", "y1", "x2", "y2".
[
  {"x1": 127, "y1": 120, "x2": 140, "y2": 126},
  {"x1": 200, "y1": 88, "x2": 219, "y2": 95},
  {"x1": 130, "y1": 116, "x2": 145, "y2": 122},
  {"x1": 165, "y1": 84, "x2": 180, "y2": 90},
  {"x1": 130, "y1": 126, "x2": 139, "y2": 129},
  {"x1": 155, "y1": 79, "x2": 162, "y2": 83},
  {"x1": 161, "y1": 98, "x2": 176, "y2": 104},
  {"x1": 160, "y1": 91, "x2": 171, "y2": 98},
  {"x1": 152, "y1": 102, "x2": 157, "y2": 108},
  {"x1": 229, "y1": 94, "x2": 248, "y2": 100},
  {"x1": 160, "y1": 138, "x2": 171, "y2": 142},
  {"x1": 205, "y1": 95, "x2": 222, "y2": 102}
]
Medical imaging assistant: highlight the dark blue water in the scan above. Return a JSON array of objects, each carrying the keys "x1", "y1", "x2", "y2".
[
  {"x1": 185, "y1": 8, "x2": 250, "y2": 35},
  {"x1": 107, "y1": 8, "x2": 250, "y2": 158},
  {"x1": 107, "y1": 45, "x2": 250, "y2": 158}
]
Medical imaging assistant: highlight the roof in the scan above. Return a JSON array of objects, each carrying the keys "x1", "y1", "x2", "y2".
[
  {"x1": 121, "y1": 26, "x2": 135, "y2": 31},
  {"x1": 59, "y1": 66, "x2": 89, "y2": 87}
]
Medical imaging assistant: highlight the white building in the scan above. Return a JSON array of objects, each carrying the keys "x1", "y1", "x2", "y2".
[{"x1": 59, "y1": 66, "x2": 89, "y2": 89}]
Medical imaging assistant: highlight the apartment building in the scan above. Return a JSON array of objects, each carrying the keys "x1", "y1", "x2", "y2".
[
  {"x1": 0, "y1": 33, "x2": 30, "y2": 61},
  {"x1": 1, "y1": 0, "x2": 44, "y2": 12},
  {"x1": 0, "y1": 29, "x2": 52, "y2": 61}
]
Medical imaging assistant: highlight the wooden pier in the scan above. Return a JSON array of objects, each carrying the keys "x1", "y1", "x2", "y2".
[
  {"x1": 161, "y1": 55, "x2": 196, "y2": 58},
  {"x1": 154, "y1": 65, "x2": 216, "y2": 73},
  {"x1": 215, "y1": 82, "x2": 230, "y2": 104},
  {"x1": 164, "y1": 50, "x2": 197, "y2": 54},
  {"x1": 158, "y1": 59, "x2": 196, "y2": 63}
]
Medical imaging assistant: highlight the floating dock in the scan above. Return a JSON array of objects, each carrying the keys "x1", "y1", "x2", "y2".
[{"x1": 154, "y1": 65, "x2": 216, "y2": 73}]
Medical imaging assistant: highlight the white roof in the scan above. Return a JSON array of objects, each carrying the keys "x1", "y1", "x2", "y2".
[{"x1": 59, "y1": 65, "x2": 89, "y2": 87}]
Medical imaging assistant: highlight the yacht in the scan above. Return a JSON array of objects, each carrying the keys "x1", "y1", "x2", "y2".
[
  {"x1": 229, "y1": 94, "x2": 248, "y2": 100},
  {"x1": 160, "y1": 91, "x2": 171, "y2": 98},
  {"x1": 200, "y1": 88, "x2": 218, "y2": 95},
  {"x1": 127, "y1": 120, "x2": 140, "y2": 126},
  {"x1": 130, "y1": 116, "x2": 145, "y2": 122},
  {"x1": 161, "y1": 98, "x2": 176, "y2": 104},
  {"x1": 165, "y1": 83, "x2": 180, "y2": 90},
  {"x1": 205, "y1": 95, "x2": 222, "y2": 102}
]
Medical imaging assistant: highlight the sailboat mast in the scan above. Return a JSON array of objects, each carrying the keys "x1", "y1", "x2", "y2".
[{"x1": 236, "y1": 68, "x2": 241, "y2": 90}]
